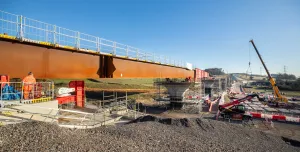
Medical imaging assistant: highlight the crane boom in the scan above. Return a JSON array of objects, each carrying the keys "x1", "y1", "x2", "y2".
[
  {"x1": 249, "y1": 40, "x2": 272, "y2": 79},
  {"x1": 249, "y1": 39, "x2": 288, "y2": 103},
  {"x1": 219, "y1": 94, "x2": 259, "y2": 110}
]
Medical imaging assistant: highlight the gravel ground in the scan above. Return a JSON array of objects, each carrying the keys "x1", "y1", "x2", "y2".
[
  {"x1": 0, "y1": 116, "x2": 299, "y2": 152},
  {"x1": 171, "y1": 104, "x2": 201, "y2": 114}
]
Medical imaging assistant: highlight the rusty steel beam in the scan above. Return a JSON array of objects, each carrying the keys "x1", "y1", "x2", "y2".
[
  {"x1": 0, "y1": 40, "x2": 194, "y2": 79},
  {"x1": 113, "y1": 58, "x2": 193, "y2": 78}
]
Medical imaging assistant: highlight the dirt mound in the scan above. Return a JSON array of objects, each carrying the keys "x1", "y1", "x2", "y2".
[
  {"x1": 0, "y1": 118, "x2": 299, "y2": 152},
  {"x1": 171, "y1": 104, "x2": 201, "y2": 114}
]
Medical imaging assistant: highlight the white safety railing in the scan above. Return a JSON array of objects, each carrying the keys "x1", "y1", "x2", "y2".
[{"x1": 0, "y1": 10, "x2": 192, "y2": 69}]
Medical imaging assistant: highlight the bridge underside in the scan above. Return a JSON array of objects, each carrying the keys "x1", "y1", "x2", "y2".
[{"x1": 0, "y1": 40, "x2": 193, "y2": 79}]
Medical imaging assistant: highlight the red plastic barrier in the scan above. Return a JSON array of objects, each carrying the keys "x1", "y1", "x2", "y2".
[
  {"x1": 57, "y1": 95, "x2": 76, "y2": 104},
  {"x1": 250, "y1": 112, "x2": 300, "y2": 123},
  {"x1": 273, "y1": 115, "x2": 286, "y2": 121},
  {"x1": 250, "y1": 112, "x2": 261, "y2": 118}
]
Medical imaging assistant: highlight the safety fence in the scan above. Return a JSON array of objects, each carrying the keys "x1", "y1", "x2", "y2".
[
  {"x1": 96, "y1": 91, "x2": 145, "y2": 118},
  {"x1": 57, "y1": 91, "x2": 145, "y2": 127},
  {"x1": 58, "y1": 90, "x2": 147, "y2": 128},
  {"x1": 0, "y1": 92, "x2": 146, "y2": 128},
  {"x1": 0, "y1": 82, "x2": 54, "y2": 104},
  {"x1": 0, "y1": 10, "x2": 191, "y2": 69},
  {"x1": 58, "y1": 109, "x2": 146, "y2": 128}
]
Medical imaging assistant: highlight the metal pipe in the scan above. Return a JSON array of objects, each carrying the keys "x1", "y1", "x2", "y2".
[
  {"x1": 46, "y1": 24, "x2": 48, "y2": 42},
  {"x1": 48, "y1": 82, "x2": 50, "y2": 98},
  {"x1": 32, "y1": 83, "x2": 35, "y2": 100},
  {"x1": 53, "y1": 25, "x2": 56, "y2": 44},
  {"x1": 126, "y1": 45, "x2": 128, "y2": 57},
  {"x1": 23, "y1": 17, "x2": 26, "y2": 38},
  {"x1": 76, "y1": 32, "x2": 80, "y2": 48},
  {"x1": 113, "y1": 42, "x2": 116, "y2": 55},
  {"x1": 19, "y1": 15, "x2": 23, "y2": 39},
  {"x1": 16, "y1": 15, "x2": 19, "y2": 37},
  {"x1": 96, "y1": 37, "x2": 100, "y2": 52},
  {"x1": 52, "y1": 82, "x2": 54, "y2": 99}
]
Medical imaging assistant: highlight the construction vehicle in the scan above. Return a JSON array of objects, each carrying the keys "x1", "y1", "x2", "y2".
[
  {"x1": 218, "y1": 94, "x2": 259, "y2": 122},
  {"x1": 249, "y1": 39, "x2": 288, "y2": 104}
]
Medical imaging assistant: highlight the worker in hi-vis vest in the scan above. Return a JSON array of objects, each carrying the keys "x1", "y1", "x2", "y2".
[{"x1": 22, "y1": 72, "x2": 36, "y2": 100}]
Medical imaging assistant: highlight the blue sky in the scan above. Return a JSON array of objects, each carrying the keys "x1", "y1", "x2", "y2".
[{"x1": 2, "y1": 0, "x2": 300, "y2": 76}]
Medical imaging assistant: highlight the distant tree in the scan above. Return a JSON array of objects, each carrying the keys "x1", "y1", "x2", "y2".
[
  {"x1": 205, "y1": 68, "x2": 225, "y2": 76},
  {"x1": 276, "y1": 73, "x2": 296, "y2": 80},
  {"x1": 275, "y1": 76, "x2": 300, "y2": 91}
]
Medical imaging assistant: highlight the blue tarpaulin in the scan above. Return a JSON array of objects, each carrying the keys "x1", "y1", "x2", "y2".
[{"x1": 1, "y1": 84, "x2": 21, "y2": 100}]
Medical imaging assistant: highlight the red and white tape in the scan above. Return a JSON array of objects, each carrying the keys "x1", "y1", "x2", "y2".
[{"x1": 250, "y1": 112, "x2": 300, "y2": 123}]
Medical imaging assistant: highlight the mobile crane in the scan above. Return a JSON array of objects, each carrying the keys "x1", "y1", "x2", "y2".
[
  {"x1": 218, "y1": 94, "x2": 259, "y2": 121},
  {"x1": 249, "y1": 39, "x2": 288, "y2": 104}
]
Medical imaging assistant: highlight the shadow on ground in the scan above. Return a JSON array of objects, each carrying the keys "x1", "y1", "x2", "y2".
[{"x1": 85, "y1": 91, "x2": 141, "y2": 100}]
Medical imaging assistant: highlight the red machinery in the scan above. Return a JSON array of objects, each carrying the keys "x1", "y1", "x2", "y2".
[
  {"x1": 218, "y1": 94, "x2": 300, "y2": 123},
  {"x1": 56, "y1": 80, "x2": 85, "y2": 108},
  {"x1": 218, "y1": 94, "x2": 259, "y2": 121}
]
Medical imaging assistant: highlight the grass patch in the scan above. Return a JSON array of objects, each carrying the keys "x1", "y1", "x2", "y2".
[
  {"x1": 248, "y1": 87, "x2": 300, "y2": 97},
  {"x1": 52, "y1": 78, "x2": 156, "y2": 90},
  {"x1": 128, "y1": 93, "x2": 155, "y2": 101},
  {"x1": 97, "y1": 78, "x2": 155, "y2": 87}
]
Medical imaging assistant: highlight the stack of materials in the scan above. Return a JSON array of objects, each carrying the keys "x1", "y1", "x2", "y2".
[{"x1": 1, "y1": 84, "x2": 21, "y2": 100}]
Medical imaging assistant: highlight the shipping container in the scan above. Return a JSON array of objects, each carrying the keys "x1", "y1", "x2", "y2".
[
  {"x1": 204, "y1": 72, "x2": 209, "y2": 78},
  {"x1": 193, "y1": 68, "x2": 211, "y2": 82},
  {"x1": 194, "y1": 68, "x2": 202, "y2": 82}
]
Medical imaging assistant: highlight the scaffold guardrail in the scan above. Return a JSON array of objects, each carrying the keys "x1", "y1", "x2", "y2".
[
  {"x1": 0, "y1": 10, "x2": 192, "y2": 69},
  {"x1": 0, "y1": 82, "x2": 54, "y2": 104}
]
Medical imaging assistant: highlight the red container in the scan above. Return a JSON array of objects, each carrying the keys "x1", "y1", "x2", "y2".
[
  {"x1": 194, "y1": 68, "x2": 202, "y2": 82},
  {"x1": 204, "y1": 72, "x2": 209, "y2": 78},
  {"x1": 201, "y1": 70, "x2": 204, "y2": 78},
  {"x1": 69, "y1": 80, "x2": 85, "y2": 108},
  {"x1": 201, "y1": 70, "x2": 205, "y2": 78}
]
